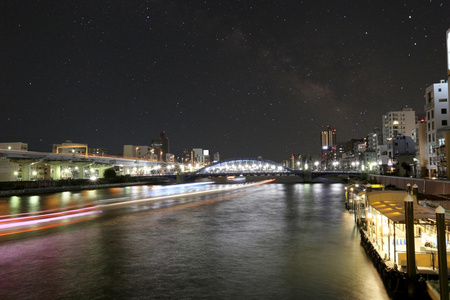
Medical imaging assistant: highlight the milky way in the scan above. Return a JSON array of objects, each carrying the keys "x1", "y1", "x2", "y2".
[{"x1": 1, "y1": 1, "x2": 449, "y2": 161}]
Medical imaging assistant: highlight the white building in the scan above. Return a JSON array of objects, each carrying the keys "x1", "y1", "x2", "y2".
[
  {"x1": 424, "y1": 80, "x2": 449, "y2": 177},
  {"x1": 382, "y1": 108, "x2": 416, "y2": 145}
]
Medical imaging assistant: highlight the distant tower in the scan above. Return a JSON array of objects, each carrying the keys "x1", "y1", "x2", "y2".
[
  {"x1": 321, "y1": 126, "x2": 337, "y2": 168},
  {"x1": 151, "y1": 131, "x2": 169, "y2": 161},
  {"x1": 321, "y1": 126, "x2": 336, "y2": 151},
  {"x1": 213, "y1": 152, "x2": 220, "y2": 162}
]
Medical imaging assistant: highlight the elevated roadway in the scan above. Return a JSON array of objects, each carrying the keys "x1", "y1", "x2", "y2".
[{"x1": 0, "y1": 149, "x2": 177, "y2": 180}]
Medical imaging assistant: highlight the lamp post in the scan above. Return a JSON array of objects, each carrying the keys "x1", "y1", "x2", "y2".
[
  {"x1": 404, "y1": 194, "x2": 416, "y2": 297},
  {"x1": 412, "y1": 184, "x2": 419, "y2": 204},
  {"x1": 436, "y1": 206, "x2": 449, "y2": 300}
]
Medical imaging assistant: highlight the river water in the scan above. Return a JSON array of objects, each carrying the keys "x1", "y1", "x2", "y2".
[{"x1": 0, "y1": 183, "x2": 394, "y2": 299}]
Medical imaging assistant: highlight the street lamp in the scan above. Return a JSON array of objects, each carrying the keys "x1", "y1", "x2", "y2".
[{"x1": 333, "y1": 161, "x2": 339, "y2": 170}]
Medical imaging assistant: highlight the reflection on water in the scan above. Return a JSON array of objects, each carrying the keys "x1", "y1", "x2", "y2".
[{"x1": 0, "y1": 183, "x2": 393, "y2": 299}]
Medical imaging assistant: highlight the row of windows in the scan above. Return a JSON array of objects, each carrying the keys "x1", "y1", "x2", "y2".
[
  {"x1": 427, "y1": 120, "x2": 448, "y2": 131},
  {"x1": 427, "y1": 108, "x2": 448, "y2": 120},
  {"x1": 429, "y1": 133, "x2": 436, "y2": 143}
]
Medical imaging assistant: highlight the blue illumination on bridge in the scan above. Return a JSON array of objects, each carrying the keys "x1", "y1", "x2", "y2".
[{"x1": 195, "y1": 158, "x2": 293, "y2": 174}]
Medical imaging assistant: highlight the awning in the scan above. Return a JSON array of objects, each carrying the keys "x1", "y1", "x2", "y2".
[{"x1": 367, "y1": 190, "x2": 450, "y2": 224}]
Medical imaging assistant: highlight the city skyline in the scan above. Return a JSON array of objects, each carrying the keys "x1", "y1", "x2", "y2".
[{"x1": 1, "y1": 1, "x2": 449, "y2": 161}]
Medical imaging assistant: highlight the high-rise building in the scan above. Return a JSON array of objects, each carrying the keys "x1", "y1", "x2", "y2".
[
  {"x1": 321, "y1": 126, "x2": 336, "y2": 151},
  {"x1": 213, "y1": 152, "x2": 220, "y2": 162},
  {"x1": 443, "y1": 29, "x2": 450, "y2": 179},
  {"x1": 320, "y1": 126, "x2": 337, "y2": 168},
  {"x1": 367, "y1": 128, "x2": 382, "y2": 152},
  {"x1": 381, "y1": 108, "x2": 416, "y2": 145},
  {"x1": 424, "y1": 80, "x2": 449, "y2": 177},
  {"x1": 151, "y1": 131, "x2": 169, "y2": 161}
]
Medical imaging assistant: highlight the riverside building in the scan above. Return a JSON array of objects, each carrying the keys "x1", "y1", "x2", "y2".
[
  {"x1": 381, "y1": 108, "x2": 416, "y2": 145},
  {"x1": 424, "y1": 80, "x2": 449, "y2": 178}
]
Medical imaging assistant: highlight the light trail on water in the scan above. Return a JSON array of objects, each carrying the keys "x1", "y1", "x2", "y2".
[{"x1": 0, "y1": 180, "x2": 274, "y2": 237}]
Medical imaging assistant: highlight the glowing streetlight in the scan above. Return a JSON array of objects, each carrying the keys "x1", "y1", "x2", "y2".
[{"x1": 332, "y1": 161, "x2": 339, "y2": 170}]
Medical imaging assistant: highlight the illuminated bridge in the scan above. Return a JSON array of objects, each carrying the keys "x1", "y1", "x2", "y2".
[
  {"x1": 195, "y1": 157, "x2": 293, "y2": 175},
  {"x1": 192, "y1": 158, "x2": 362, "y2": 183}
]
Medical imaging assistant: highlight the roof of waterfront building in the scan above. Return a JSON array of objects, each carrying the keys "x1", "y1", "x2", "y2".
[{"x1": 367, "y1": 191, "x2": 450, "y2": 224}]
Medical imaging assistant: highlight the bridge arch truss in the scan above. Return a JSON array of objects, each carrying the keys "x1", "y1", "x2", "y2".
[{"x1": 195, "y1": 157, "x2": 294, "y2": 175}]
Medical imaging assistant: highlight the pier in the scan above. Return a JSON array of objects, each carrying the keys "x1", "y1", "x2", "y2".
[{"x1": 347, "y1": 183, "x2": 450, "y2": 298}]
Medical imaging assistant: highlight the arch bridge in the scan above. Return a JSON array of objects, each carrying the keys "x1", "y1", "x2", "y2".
[
  {"x1": 195, "y1": 157, "x2": 294, "y2": 176},
  {"x1": 193, "y1": 158, "x2": 362, "y2": 182}
]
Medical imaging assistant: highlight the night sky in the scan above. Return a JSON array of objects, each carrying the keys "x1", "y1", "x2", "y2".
[{"x1": 1, "y1": 1, "x2": 449, "y2": 162}]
